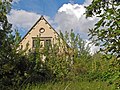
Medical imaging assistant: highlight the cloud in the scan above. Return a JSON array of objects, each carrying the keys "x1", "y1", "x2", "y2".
[
  {"x1": 83, "y1": 0, "x2": 92, "y2": 5},
  {"x1": 69, "y1": 0, "x2": 74, "y2": 4},
  {"x1": 7, "y1": 9, "x2": 55, "y2": 31},
  {"x1": 55, "y1": 2, "x2": 99, "y2": 53},
  {"x1": 7, "y1": 1, "x2": 99, "y2": 53},
  {"x1": 44, "y1": 15, "x2": 55, "y2": 27},
  {"x1": 86, "y1": 40, "x2": 100, "y2": 54},
  {"x1": 90, "y1": 45, "x2": 100, "y2": 54},
  {"x1": 55, "y1": 3, "x2": 98, "y2": 37},
  {"x1": 7, "y1": 9, "x2": 41, "y2": 30},
  {"x1": 12, "y1": 0, "x2": 20, "y2": 3}
]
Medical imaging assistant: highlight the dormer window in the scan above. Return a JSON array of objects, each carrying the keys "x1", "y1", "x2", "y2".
[{"x1": 39, "y1": 28, "x2": 45, "y2": 33}]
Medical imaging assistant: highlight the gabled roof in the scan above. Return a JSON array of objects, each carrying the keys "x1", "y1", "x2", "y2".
[
  {"x1": 20, "y1": 15, "x2": 59, "y2": 43},
  {"x1": 19, "y1": 15, "x2": 69, "y2": 48}
]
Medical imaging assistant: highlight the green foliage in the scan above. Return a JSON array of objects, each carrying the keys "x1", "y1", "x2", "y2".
[
  {"x1": 0, "y1": 0, "x2": 11, "y2": 41},
  {"x1": 103, "y1": 57, "x2": 120, "y2": 89},
  {"x1": 43, "y1": 30, "x2": 91, "y2": 81},
  {"x1": 1, "y1": 0, "x2": 119, "y2": 89},
  {"x1": 0, "y1": 1, "x2": 32, "y2": 89},
  {"x1": 85, "y1": 0, "x2": 120, "y2": 58},
  {"x1": 23, "y1": 81, "x2": 114, "y2": 90},
  {"x1": 0, "y1": 29, "x2": 31, "y2": 90},
  {"x1": 85, "y1": 0, "x2": 120, "y2": 88}
]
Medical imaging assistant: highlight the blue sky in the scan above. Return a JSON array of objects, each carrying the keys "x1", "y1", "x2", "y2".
[
  {"x1": 12, "y1": 0, "x2": 85, "y2": 18},
  {"x1": 12, "y1": 0, "x2": 85, "y2": 19},
  {"x1": 7, "y1": 0, "x2": 99, "y2": 53},
  {"x1": 8, "y1": 0, "x2": 94, "y2": 35}
]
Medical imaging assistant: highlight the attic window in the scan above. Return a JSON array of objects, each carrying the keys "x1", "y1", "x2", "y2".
[
  {"x1": 45, "y1": 39, "x2": 51, "y2": 46},
  {"x1": 39, "y1": 28, "x2": 45, "y2": 33},
  {"x1": 32, "y1": 40, "x2": 38, "y2": 48}
]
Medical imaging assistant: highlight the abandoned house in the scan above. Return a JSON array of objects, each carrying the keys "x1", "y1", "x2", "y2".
[{"x1": 19, "y1": 16, "x2": 68, "y2": 53}]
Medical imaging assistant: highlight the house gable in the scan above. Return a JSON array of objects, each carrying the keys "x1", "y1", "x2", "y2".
[{"x1": 19, "y1": 16, "x2": 59, "y2": 50}]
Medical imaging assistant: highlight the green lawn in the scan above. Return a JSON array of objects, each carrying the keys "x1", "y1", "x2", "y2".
[{"x1": 23, "y1": 81, "x2": 115, "y2": 90}]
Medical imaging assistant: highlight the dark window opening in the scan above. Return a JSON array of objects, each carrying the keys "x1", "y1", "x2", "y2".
[
  {"x1": 45, "y1": 39, "x2": 51, "y2": 46},
  {"x1": 32, "y1": 40, "x2": 37, "y2": 48}
]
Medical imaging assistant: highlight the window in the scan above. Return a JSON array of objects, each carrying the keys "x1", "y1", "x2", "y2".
[
  {"x1": 32, "y1": 37, "x2": 52, "y2": 48},
  {"x1": 33, "y1": 39, "x2": 45, "y2": 48},
  {"x1": 45, "y1": 39, "x2": 51, "y2": 46},
  {"x1": 40, "y1": 40, "x2": 44, "y2": 48},
  {"x1": 32, "y1": 40, "x2": 37, "y2": 48},
  {"x1": 20, "y1": 45, "x2": 23, "y2": 49},
  {"x1": 39, "y1": 28, "x2": 45, "y2": 33}
]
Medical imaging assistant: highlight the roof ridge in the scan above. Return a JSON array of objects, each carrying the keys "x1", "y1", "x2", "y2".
[{"x1": 19, "y1": 16, "x2": 44, "y2": 43}]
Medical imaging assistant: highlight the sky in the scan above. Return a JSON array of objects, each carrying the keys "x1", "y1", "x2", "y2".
[{"x1": 7, "y1": 0, "x2": 99, "y2": 53}]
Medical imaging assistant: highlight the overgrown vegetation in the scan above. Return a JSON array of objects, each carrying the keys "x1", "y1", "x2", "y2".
[
  {"x1": 23, "y1": 81, "x2": 114, "y2": 90},
  {"x1": 85, "y1": 0, "x2": 120, "y2": 89},
  {"x1": 0, "y1": 0, "x2": 120, "y2": 90}
]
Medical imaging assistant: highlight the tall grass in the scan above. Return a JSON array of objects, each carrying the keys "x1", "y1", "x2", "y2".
[{"x1": 23, "y1": 81, "x2": 114, "y2": 90}]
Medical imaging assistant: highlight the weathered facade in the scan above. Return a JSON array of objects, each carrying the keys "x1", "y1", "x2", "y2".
[{"x1": 19, "y1": 16, "x2": 62, "y2": 51}]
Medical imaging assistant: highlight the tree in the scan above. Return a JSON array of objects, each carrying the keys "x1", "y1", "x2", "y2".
[
  {"x1": 0, "y1": 0, "x2": 12, "y2": 43},
  {"x1": 0, "y1": 1, "x2": 27, "y2": 89},
  {"x1": 85, "y1": 0, "x2": 120, "y2": 89},
  {"x1": 0, "y1": 0, "x2": 12, "y2": 60},
  {"x1": 85, "y1": 0, "x2": 120, "y2": 59}
]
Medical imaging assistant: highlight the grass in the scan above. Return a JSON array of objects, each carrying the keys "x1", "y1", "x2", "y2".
[{"x1": 22, "y1": 81, "x2": 115, "y2": 90}]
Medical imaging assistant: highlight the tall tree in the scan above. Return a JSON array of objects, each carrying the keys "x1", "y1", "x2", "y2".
[
  {"x1": 0, "y1": 0, "x2": 12, "y2": 43},
  {"x1": 0, "y1": 0, "x2": 12, "y2": 58},
  {"x1": 85, "y1": 0, "x2": 120, "y2": 59},
  {"x1": 0, "y1": 0, "x2": 12, "y2": 66},
  {"x1": 0, "y1": 1, "x2": 24, "y2": 89},
  {"x1": 85, "y1": 0, "x2": 120, "y2": 88}
]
